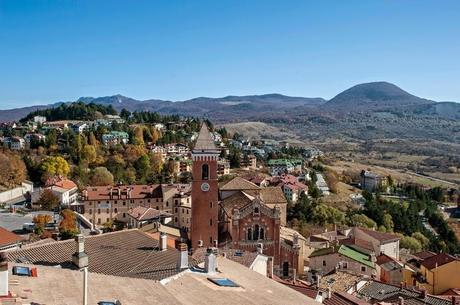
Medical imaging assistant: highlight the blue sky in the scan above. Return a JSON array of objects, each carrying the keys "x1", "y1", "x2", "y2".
[{"x1": 0, "y1": 0, "x2": 459, "y2": 109}]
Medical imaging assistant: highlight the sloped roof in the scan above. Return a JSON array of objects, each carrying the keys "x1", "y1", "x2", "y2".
[
  {"x1": 193, "y1": 123, "x2": 218, "y2": 151},
  {"x1": 7, "y1": 229, "x2": 195, "y2": 280},
  {"x1": 0, "y1": 226, "x2": 24, "y2": 248},
  {"x1": 338, "y1": 245, "x2": 374, "y2": 268},
  {"x1": 310, "y1": 246, "x2": 338, "y2": 258},
  {"x1": 220, "y1": 191, "x2": 254, "y2": 216},
  {"x1": 128, "y1": 206, "x2": 171, "y2": 221},
  {"x1": 421, "y1": 253, "x2": 457, "y2": 270},
  {"x1": 324, "y1": 292, "x2": 369, "y2": 305},
  {"x1": 357, "y1": 280, "x2": 450, "y2": 305},
  {"x1": 356, "y1": 227, "x2": 399, "y2": 243},
  {"x1": 413, "y1": 250, "x2": 437, "y2": 260},
  {"x1": 259, "y1": 186, "x2": 287, "y2": 204},
  {"x1": 220, "y1": 177, "x2": 261, "y2": 191}
]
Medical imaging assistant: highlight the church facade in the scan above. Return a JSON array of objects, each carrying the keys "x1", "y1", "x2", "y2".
[{"x1": 191, "y1": 124, "x2": 304, "y2": 278}]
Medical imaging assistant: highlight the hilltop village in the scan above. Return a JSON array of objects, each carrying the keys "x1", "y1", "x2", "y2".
[{"x1": 0, "y1": 103, "x2": 460, "y2": 304}]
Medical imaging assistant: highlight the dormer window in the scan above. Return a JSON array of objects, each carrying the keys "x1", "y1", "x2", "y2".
[
  {"x1": 202, "y1": 164, "x2": 209, "y2": 180},
  {"x1": 254, "y1": 207, "x2": 259, "y2": 214}
]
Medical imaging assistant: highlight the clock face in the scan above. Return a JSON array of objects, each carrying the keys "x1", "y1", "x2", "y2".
[{"x1": 201, "y1": 182, "x2": 210, "y2": 192}]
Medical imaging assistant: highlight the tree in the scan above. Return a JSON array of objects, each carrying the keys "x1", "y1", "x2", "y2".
[
  {"x1": 349, "y1": 214, "x2": 377, "y2": 229},
  {"x1": 59, "y1": 209, "x2": 78, "y2": 240},
  {"x1": 311, "y1": 204, "x2": 345, "y2": 226},
  {"x1": 308, "y1": 185, "x2": 321, "y2": 199},
  {"x1": 150, "y1": 153, "x2": 164, "y2": 174},
  {"x1": 0, "y1": 152, "x2": 27, "y2": 188},
  {"x1": 382, "y1": 213, "x2": 394, "y2": 232},
  {"x1": 90, "y1": 167, "x2": 114, "y2": 186},
  {"x1": 135, "y1": 154, "x2": 151, "y2": 182},
  {"x1": 133, "y1": 126, "x2": 145, "y2": 145},
  {"x1": 33, "y1": 214, "x2": 53, "y2": 235},
  {"x1": 412, "y1": 232, "x2": 430, "y2": 250},
  {"x1": 399, "y1": 235, "x2": 422, "y2": 253},
  {"x1": 36, "y1": 189, "x2": 60, "y2": 210},
  {"x1": 40, "y1": 156, "x2": 70, "y2": 182},
  {"x1": 82, "y1": 145, "x2": 97, "y2": 164}
]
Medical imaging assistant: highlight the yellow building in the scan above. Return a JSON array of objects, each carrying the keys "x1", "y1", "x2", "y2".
[{"x1": 416, "y1": 253, "x2": 460, "y2": 295}]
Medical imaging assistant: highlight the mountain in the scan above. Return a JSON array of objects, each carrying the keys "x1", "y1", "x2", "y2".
[{"x1": 326, "y1": 81, "x2": 434, "y2": 109}]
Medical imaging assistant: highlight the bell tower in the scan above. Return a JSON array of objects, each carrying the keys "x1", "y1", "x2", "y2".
[{"x1": 191, "y1": 123, "x2": 220, "y2": 249}]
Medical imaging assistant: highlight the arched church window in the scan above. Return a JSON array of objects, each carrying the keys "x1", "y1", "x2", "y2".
[
  {"x1": 260, "y1": 228, "x2": 265, "y2": 240},
  {"x1": 202, "y1": 164, "x2": 209, "y2": 180},
  {"x1": 254, "y1": 207, "x2": 259, "y2": 214},
  {"x1": 247, "y1": 228, "x2": 252, "y2": 240},
  {"x1": 253, "y1": 224, "x2": 260, "y2": 240}
]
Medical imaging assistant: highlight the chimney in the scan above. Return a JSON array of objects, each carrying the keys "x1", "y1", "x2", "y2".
[
  {"x1": 452, "y1": 297, "x2": 457, "y2": 305},
  {"x1": 267, "y1": 257, "x2": 274, "y2": 278},
  {"x1": 160, "y1": 232, "x2": 167, "y2": 251},
  {"x1": 109, "y1": 187, "x2": 113, "y2": 200},
  {"x1": 72, "y1": 234, "x2": 89, "y2": 269},
  {"x1": 399, "y1": 296, "x2": 404, "y2": 305},
  {"x1": 178, "y1": 243, "x2": 188, "y2": 270},
  {"x1": 327, "y1": 287, "x2": 332, "y2": 299},
  {"x1": 420, "y1": 287, "x2": 427, "y2": 299},
  {"x1": 205, "y1": 248, "x2": 217, "y2": 274},
  {"x1": 0, "y1": 252, "x2": 8, "y2": 297}
]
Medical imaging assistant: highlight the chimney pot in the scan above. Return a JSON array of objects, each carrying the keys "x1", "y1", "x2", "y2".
[
  {"x1": 72, "y1": 234, "x2": 88, "y2": 269},
  {"x1": 159, "y1": 232, "x2": 167, "y2": 251},
  {"x1": 205, "y1": 248, "x2": 217, "y2": 274},
  {"x1": 399, "y1": 296, "x2": 404, "y2": 305},
  {"x1": 178, "y1": 243, "x2": 188, "y2": 270}
]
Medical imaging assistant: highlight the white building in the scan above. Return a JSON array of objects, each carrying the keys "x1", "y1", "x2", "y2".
[
  {"x1": 102, "y1": 131, "x2": 129, "y2": 146},
  {"x1": 33, "y1": 116, "x2": 47, "y2": 124}
]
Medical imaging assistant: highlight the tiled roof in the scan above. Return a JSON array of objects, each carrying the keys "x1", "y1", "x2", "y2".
[
  {"x1": 310, "y1": 246, "x2": 338, "y2": 258},
  {"x1": 357, "y1": 281, "x2": 450, "y2": 305},
  {"x1": 84, "y1": 184, "x2": 164, "y2": 201},
  {"x1": 220, "y1": 191, "x2": 253, "y2": 216},
  {"x1": 356, "y1": 227, "x2": 399, "y2": 243},
  {"x1": 7, "y1": 229, "x2": 196, "y2": 280},
  {"x1": 274, "y1": 277, "x2": 318, "y2": 299},
  {"x1": 220, "y1": 177, "x2": 261, "y2": 191},
  {"x1": 193, "y1": 123, "x2": 218, "y2": 151},
  {"x1": 0, "y1": 226, "x2": 24, "y2": 248},
  {"x1": 259, "y1": 187, "x2": 288, "y2": 204},
  {"x1": 421, "y1": 253, "x2": 457, "y2": 270},
  {"x1": 319, "y1": 271, "x2": 363, "y2": 293},
  {"x1": 52, "y1": 179, "x2": 77, "y2": 190},
  {"x1": 128, "y1": 206, "x2": 171, "y2": 221},
  {"x1": 340, "y1": 237, "x2": 374, "y2": 253},
  {"x1": 376, "y1": 254, "x2": 396, "y2": 266},
  {"x1": 413, "y1": 250, "x2": 437, "y2": 260},
  {"x1": 325, "y1": 292, "x2": 369, "y2": 305}
]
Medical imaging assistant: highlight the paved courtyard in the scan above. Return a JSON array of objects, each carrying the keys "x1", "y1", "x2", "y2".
[{"x1": 0, "y1": 209, "x2": 55, "y2": 234}]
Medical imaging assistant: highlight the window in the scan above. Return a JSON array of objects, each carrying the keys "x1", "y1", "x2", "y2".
[
  {"x1": 98, "y1": 209, "x2": 101, "y2": 214},
  {"x1": 98, "y1": 218, "x2": 101, "y2": 224},
  {"x1": 106, "y1": 209, "x2": 109, "y2": 213},
  {"x1": 253, "y1": 224, "x2": 260, "y2": 240},
  {"x1": 166, "y1": 202, "x2": 169, "y2": 207},
  {"x1": 122, "y1": 213, "x2": 126, "y2": 218},
  {"x1": 361, "y1": 266, "x2": 366, "y2": 272},
  {"x1": 175, "y1": 217, "x2": 178, "y2": 223},
  {"x1": 342, "y1": 262, "x2": 348, "y2": 269},
  {"x1": 175, "y1": 208, "x2": 178, "y2": 213},
  {"x1": 254, "y1": 207, "x2": 259, "y2": 214},
  {"x1": 247, "y1": 228, "x2": 252, "y2": 240},
  {"x1": 175, "y1": 199, "x2": 178, "y2": 206},
  {"x1": 322, "y1": 260, "x2": 326, "y2": 266},
  {"x1": 123, "y1": 202, "x2": 126, "y2": 206},
  {"x1": 114, "y1": 208, "x2": 118, "y2": 213},
  {"x1": 89, "y1": 209, "x2": 92, "y2": 214},
  {"x1": 106, "y1": 218, "x2": 110, "y2": 222},
  {"x1": 210, "y1": 219, "x2": 213, "y2": 226},
  {"x1": 210, "y1": 202, "x2": 213, "y2": 208},
  {"x1": 260, "y1": 228, "x2": 265, "y2": 240},
  {"x1": 209, "y1": 236, "x2": 213, "y2": 244},
  {"x1": 202, "y1": 164, "x2": 209, "y2": 180}
]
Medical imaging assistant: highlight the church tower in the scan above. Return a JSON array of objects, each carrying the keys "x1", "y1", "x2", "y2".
[{"x1": 191, "y1": 123, "x2": 220, "y2": 249}]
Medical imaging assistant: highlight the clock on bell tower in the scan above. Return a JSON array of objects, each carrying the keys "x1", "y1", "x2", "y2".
[{"x1": 191, "y1": 123, "x2": 220, "y2": 249}]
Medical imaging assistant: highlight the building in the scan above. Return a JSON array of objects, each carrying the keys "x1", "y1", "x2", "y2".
[
  {"x1": 353, "y1": 227, "x2": 400, "y2": 260},
  {"x1": 127, "y1": 206, "x2": 172, "y2": 229},
  {"x1": 33, "y1": 115, "x2": 47, "y2": 124},
  {"x1": 360, "y1": 170, "x2": 388, "y2": 193},
  {"x1": 415, "y1": 253, "x2": 460, "y2": 295},
  {"x1": 0, "y1": 227, "x2": 24, "y2": 251},
  {"x1": 190, "y1": 124, "x2": 220, "y2": 248},
  {"x1": 316, "y1": 173, "x2": 330, "y2": 196},
  {"x1": 70, "y1": 122, "x2": 88, "y2": 134},
  {"x1": 24, "y1": 133, "x2": 46, "y2": 148},
  {"x1": 272, "y1": 174, "x2": 308, "y2": 203},
  {"x1": 241, "y1": 154, "x2": 257, "y2": 169},
  {"x1": 2, "y1": 136, "x2": 25, "y2": 150},
  {"x1": 376, "y1": 254, "x2": 414, "y2": 286},
  {"x1": 217, "y1": 158, "x2": 230, "y2": 176},
  {"x1": 268, "y1": 159, "x2": 302, "y2": 176},
  {"x1": 101, "y1": 131, "x2": 129, "y2": 146},
  {"x1": 0, "y1": 181, "x2": 34, "y2": 208},
  {"x1": 309, "y1": 244, "x2": 376, "y2": 278}
]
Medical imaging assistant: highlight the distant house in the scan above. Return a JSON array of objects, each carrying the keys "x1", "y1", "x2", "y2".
[
  {"x1": 101, "y1": 131, "x2": 129, "y2": 146},
  {"x1": 2, "y1": 136, "x2": 25, "y2": 150},
  {"x1": 353, "y1": 227, "x2": 400, "y2": 260},
  {"x1": 70, "y1": 122, "x2": 88, "y2": 134},
  {"x1": 272, "y1": 174, "x2": 308, "y2": 203},
  {"x1": 315, "y1": 173, "x2": 330, "y2": 196},
  {"x1": 217, "y1": 159, "x2": 230, "y2": 176},
  {"x1": 32, "y1": 179, "x2": 78, "y2": 207},
  {"x1": 267, "y1": 159, "x2": 302, "y2": 176},
  {"x1": 24, "y1": 133, "x2": 46, "y2": 148},
  {"x1": 33, "y1": 115, "x2": 47, "y2": 124},
  {"x1": 127, "y1": 206, "x2": 172, "y2": 229},
  {"x1": 360, "y1": 170, "x2": 388, "y2": 192}
]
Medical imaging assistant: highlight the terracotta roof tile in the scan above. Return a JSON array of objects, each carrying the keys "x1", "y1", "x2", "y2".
[
  {"x1": 413, "y1": 251, "x2": 437, "y2": 260},
  {"x1": 84, "y1": 184, "x2": 164, "y2": 201},
  {"x1": 7, "y1": 229, "x2": 196, "y2": 280},
  {"x1": 421, "y1": 253, "x2": 457, "y2": 270},
  {"x1": 357, "y1": 227, "x2": 399, "y2": 243},
  {"x1": 128, "y1": 206, "x2": 171, "y2": 221},
  {"x1": 0, "y1": 226, "x2": 24, "y2": 248},
  {"x1": 220, "y1": 177, "x2": 261, "y2": 191}
]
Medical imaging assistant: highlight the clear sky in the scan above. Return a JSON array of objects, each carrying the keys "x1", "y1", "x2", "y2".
[{"x1": 1, "y1": 0, "x2": 459, "y2": 109}]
